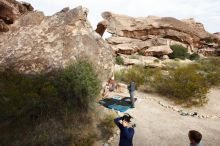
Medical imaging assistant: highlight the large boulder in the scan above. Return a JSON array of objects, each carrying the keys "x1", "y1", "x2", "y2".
[
  {"x1": 120, "y1": 54, "x2": 159, "y2": 66},
  {"x1": 145, "y1": 45, "x2": 173, "y2": 57},
  {"x1": 0, "y1": 0, "x2": 33, "y2": 32},
  {"x1": 95, "y1": 20, "x2": 107, "y2": 37},
  {"x1": 213, "y1": 32, "x2": 220, "y2": 45},
  {"x1": 198, "y1": 48, "x2": 218, "y2": 56},
  {"x1": 182, "y1": 18, "x2": 206, "y2": 34},
  {"x1": 213, "y1": 32, "x2": 220, "y2": 39},
  {"x1": 102, "y1": 12, "x2": 212, "y2": 46},
  {"x1": 0, "y1": 6, "x2": 113, "y2": 80},
  {"x1": 101, "y1": 12, "x2": 220, "y2": 57}
]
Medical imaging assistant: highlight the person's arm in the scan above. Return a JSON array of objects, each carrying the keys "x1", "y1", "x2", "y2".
[
  {"x1": 123, "y1": 127, "x2": 134, "y2": 139},
  {"x1": 128, "y1": 84, "x2": 131, "y2": 91},
  {"x1": 114, "y1": 117, "x2": 123, "y2": 129}
]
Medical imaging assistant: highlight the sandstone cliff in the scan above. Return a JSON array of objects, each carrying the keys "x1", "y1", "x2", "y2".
[
  {"x1": 0, "y1": 6, "x2": 113, "y2": 79},
  {"x1": 100, "y1": 12, "x2": 220, "y2": 57}
]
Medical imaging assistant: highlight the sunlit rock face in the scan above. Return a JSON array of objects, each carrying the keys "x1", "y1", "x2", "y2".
[
  {"x1": 0, "y1": 5, "x2": 113, "y2": 80},
  {"x1": 101, "y1": 12, "x2": 220, "y2": 56}
]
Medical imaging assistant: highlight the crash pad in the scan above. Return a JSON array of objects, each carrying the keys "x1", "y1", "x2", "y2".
[{"x1": 99, "y1": 96, "x2": 137, "y2": 112}]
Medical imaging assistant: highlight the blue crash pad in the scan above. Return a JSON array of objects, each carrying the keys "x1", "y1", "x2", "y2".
[{"x1": 99, "y1": 96, "x2": 137, "y2": 112}]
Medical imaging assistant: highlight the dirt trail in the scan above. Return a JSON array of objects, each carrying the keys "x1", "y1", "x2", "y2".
[{"x1": 110, "y1": 88, "x2": 220, "y2": 146}]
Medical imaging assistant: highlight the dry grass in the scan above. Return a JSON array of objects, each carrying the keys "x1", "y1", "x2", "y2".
[{"x1": 97, "y1": 113, "x2": 116, "y2": 140}]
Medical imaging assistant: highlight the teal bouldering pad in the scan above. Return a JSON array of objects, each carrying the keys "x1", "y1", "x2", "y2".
[{"x1": 99, "y1": 96, "x2": 137, "y2": 112}]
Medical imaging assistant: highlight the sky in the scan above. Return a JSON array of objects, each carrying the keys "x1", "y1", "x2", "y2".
[{"x1": 20, "y1": 0, "x2": 220, "y2": 33}]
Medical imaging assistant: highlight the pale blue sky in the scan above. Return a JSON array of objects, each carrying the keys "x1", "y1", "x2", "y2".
[{"x1": 21, "y1": 0, "x2": 220, "y2": 33}]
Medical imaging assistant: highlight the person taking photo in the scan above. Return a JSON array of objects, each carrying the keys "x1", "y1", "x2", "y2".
[{"x1": 114, "y1": 114, "x2": 135, "y2": 146}]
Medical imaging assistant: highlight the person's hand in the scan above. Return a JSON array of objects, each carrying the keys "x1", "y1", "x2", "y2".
[{"x1": 122, "y1": 121, "x2": 128, "y2": 127}]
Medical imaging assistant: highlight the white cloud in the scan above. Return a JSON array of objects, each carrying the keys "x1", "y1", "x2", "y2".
[{"x1": 20, "y1": 0, "x2": 220, "y2": 33}]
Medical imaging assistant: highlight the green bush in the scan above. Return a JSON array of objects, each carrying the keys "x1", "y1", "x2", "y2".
[
  {"x1": 153, "y1": 59, "x2": 160, "y2": 63},
  {"x1": 0, "y1": 60, "x2": 101, "y2": 146},
  {"x1": 115, "y1": 56, "x2": 124, "y2": 65},
  {"x1": 115, "y1": 65, "x2": 158, "y2": 89},
  {"x1": 56, "y1": 61, "x2": 101, "y2": 111},
  {"x1": 189, "y1": 53, "x2": 200, "y2": 60},
  {"x1": 169, "y1": 44, "x2": 190, "y2": 59},
  {"x1": 152, "y1": 65, "x2": 209, "y2": 105},
  {"x1": 197, "y1": 57, "x2": 220, "y2": 86},
  {"x1": 115, "y1": 57, "x2": 220, "y2": 106},
  {"x1": 138, "y1": 50, "x2": 145, "y2": 56},
  {"x1": 115, "y1": 65, "x2": 145, "y2": 88}
]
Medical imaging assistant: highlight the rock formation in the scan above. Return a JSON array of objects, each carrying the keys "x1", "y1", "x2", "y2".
[
  {"x1": 213, "y1": 32, "x2": 220, "y2": 44},
  {"x1": 95, "y1": 20, "x2": 107, "y2": 37},
  {"x1": 0, "y1": 0, "x2": 33, "y2": 32},
  {"x1": 0, "y1": 5, "x2": 113, "y2": 79},
  {"x1": 101, "y1": 12, "x2": 220, "y2": 57}
]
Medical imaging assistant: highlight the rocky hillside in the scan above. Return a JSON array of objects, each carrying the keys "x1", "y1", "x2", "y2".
[
  {"x1": 0, "y1": 1, "x2": 113, "y2": 79},
  {"x1": 98, "y1": 12, "x2": 220, "y2": 58}
]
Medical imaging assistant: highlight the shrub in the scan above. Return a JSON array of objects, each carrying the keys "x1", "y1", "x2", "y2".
[
  {"x1": 129, "y1": 55, "x2": 139, "y2": 59},
  {"x1": 164, "y1": 61, "x2": 180, "y2": 69},
  {"x1": 115, "y1": 65, "x2": 145, "y2": 88},
  {"x1": 0, "y1": 60, "x2": 101, "y2": 146},
  {"x1": 138, "y1": 50, "x2": 145, "y2": 56},
  {"x1": 115, "y1": 60, "x2": 220, "y2": 106},
  {"x1": 56, "y1": 60, "x2": 101, "y2": 111},
  {"x1": 152, "y1": 65, "x2": 209, "y2": 105},
  {"x1": 197, "y1": 57, "x2": 220, "y2": 86},
  {"x1": 205, "y1": 72, "x2": 220, "y2": 86},
  {"x1": 115, "y1": 65, "x2": 159, "y2": 89},
  {"x1": 169, "y1": 44, "x2": 190, "y2": 59},
  {"x1": 98, "y1": 114, "x2": 116, "y2": 140},
  {"x1": 115, "y1": 56, "x2": 124, "y2": 65},
  {"x1": 189, "y1": 53, "x2": 200, "y2": 60},
  {"x1": 153, "y1": 59, "x2": 160, "y2": 63}
]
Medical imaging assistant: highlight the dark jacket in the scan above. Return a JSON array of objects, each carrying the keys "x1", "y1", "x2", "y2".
[
  {"x1": 128, "y1": 82, "x2": 135, "y2": 92},
  {"x1": 114, "y1": 117, "x2": 134, "y2": 146}
]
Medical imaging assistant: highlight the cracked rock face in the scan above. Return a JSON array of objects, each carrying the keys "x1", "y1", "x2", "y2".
[
  {"x1": 0, "y1": 6, "x2": 113, "y2": 80},
  {"x1": 101, "y1": 12, "x2": 220, "y2": 56}
]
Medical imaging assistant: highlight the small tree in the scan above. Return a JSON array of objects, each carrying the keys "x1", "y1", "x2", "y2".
[
  {"x1": 115, "y1": 56, "x2": 124, "y2": 65},
  {"x1": 138, "y1": 50, "x2": 145, "y2": 56},
  {"x1": 169, "y1": 44, "x2": 190, "y2": 59},
  {"x1": 189, "y1": 53, "x2": 200, "y2": 60}
]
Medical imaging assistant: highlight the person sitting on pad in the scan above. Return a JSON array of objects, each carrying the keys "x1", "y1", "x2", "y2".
[
  {"x1": 102, "y1": 76, "x2": 118, "y2": 98},
  {"x1": 108, "y1": 76, "x2": 117, "y2": 92}
]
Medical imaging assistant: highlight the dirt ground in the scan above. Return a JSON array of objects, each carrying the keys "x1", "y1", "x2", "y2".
[{"x1": 109, "y1": 88, "x2": 220, "y2": 146}]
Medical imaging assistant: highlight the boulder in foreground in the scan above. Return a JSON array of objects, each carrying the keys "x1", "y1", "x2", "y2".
[{"x1": 0, "y1": 6, "x2": 113, "y2": 80}]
